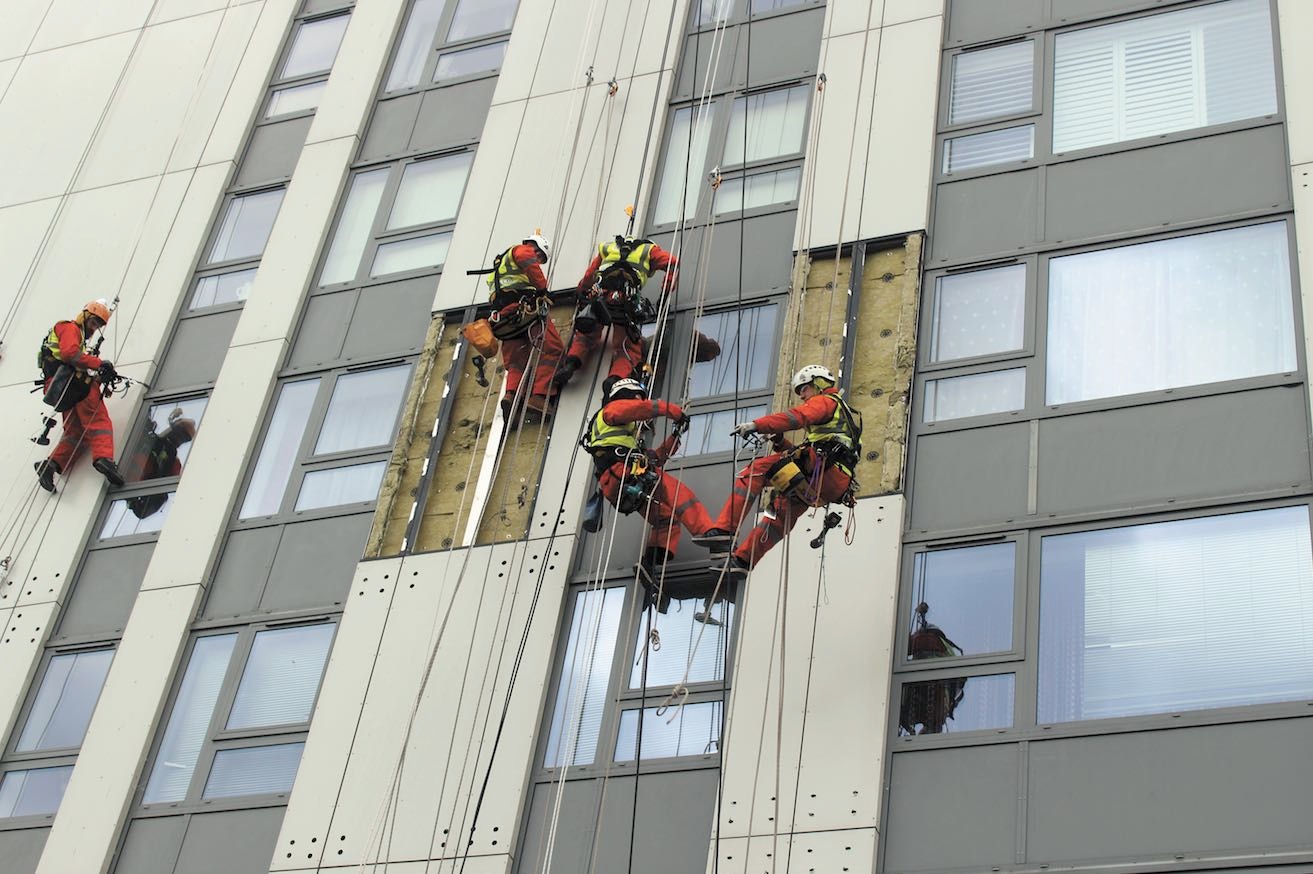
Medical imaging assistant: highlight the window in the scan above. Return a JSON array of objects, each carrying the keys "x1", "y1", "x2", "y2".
[
  {"x1": 898, "y1": 673, "x2": 1015, "y2": 736},
  {"x1": 1038, "y1": 507, "x2": 1313, "y2": 724},
  {"x1": 724, "y1": 85, "x2": 809, "y2": 166},
  {"x1": 1053, "y1": 0, "x2": 1276, "y2": 154},
  {"x1": 239, "y1": 365, "x2": 412, "y2": 520},
  {"x1": 693, "y1": 0, "x2": 812, "y2": 27},
  {"x1": 265, "y1": 12, "x2": 350, "y2": 120},
  {"x1": 100, "y1": 493, "x2": 174, "y2": 539},
  {"x1": 0, "y1": 647, "x2": 114, "y2": 820},
  {"x1": 385, "y1": 0, "x2": 516, "y2": 93},
  {"x1": 674, "y1": 405, "x2": 767, "y2": 458},
  {"x1": 923, "y1": 368, "x2": 1025, "y2": 423},
  {"x1": 142, "y1": 623, "x2": 335, "y2": 806},
  {"x1": 948, "y1": 41, "x2": 1034, "y2": 126},
  {"x1": 318, "y1": 153, "x2": 473, "y2": 287},
  {"x1": 714, "y1": 167, "x2": 801, "y2": 216},
  {"x1": 928, "y1": 264, "x2": 1026, "y2": 364},
  {"x1": 907, "y1": 543, "x2": 1015, "y2": 662},
  {"x1": 189, "y1": 267, "x2": 257, "y2": 310},
  {"x1": 653, "y1": 106, "x2": 713, "y2": 226},
  {"x1": 943, "y1": 124, "x2": 1034, "y2": 174},
  {"x1": 206, "y1": 189, "x2": 284, "y2": 265},
  {"x1": 687, "y1": 304, "x2": 780, "y2": 399},
  {"x1": 125, "y1": 397, "x2": 208, "y2": 483},
  {"x1": 1046, "y1": 222, "x2": 1295, "y2": 405}
]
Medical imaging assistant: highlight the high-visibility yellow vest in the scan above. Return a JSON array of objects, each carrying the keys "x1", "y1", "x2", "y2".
[
  {"x1": 804, "y1": 391, "x2": 863, "y2": 473},
  {"x1": 585, "y1": 408, "x2": 639, "y2": 454},
  {"x1": 37, "y1": 322, "x2": 85, "y2": 377},
  {"x1": 487, "y1": 247, "x2": 538, "y2": 298},
  {"x1": 597, "y1": 238, "x2": 655, "y2": 286}
]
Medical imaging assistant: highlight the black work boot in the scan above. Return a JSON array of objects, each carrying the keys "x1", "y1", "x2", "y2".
[
  {"x1": 725, "y1": 555, "x2": 751, "y2": 579},
  {"x1": 93, "y1": 457, "x2": 125, "y2": 487},
  {"x1": 551, "y1": 356, "x2": 581, "y2": 391},
  {"x1": 692, "y1": 528, "x2": 734, "y2": 552},
  {"x1": 34, "y1": 459, "x2": 60, "y2": 493}
]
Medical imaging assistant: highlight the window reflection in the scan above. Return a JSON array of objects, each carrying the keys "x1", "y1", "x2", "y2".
[
  {"x1": 674, "y1": 406, "x2": 766, "y2": 457},
  {"x1": 434, "y1": 41, "x2": 507, "y2": 81},
  {"x1": 929, "y1": 263, "x2": 1026, "y2": 363},
  {"x1": 688, "y1": 304, "x2": 778, "y2": 398},
  {"x1": 16, "y1": 649, "x2": 114, "y2": 753},
  {"x1": 280, "y1": 14, "x2": 349, "y2": 79},
  {"x1": 101, "y1": 493, "x2": 174, "y2": 539},
  {"x1": 206, "y1": 189, "x2": 284, "y2": 265},
  {"x1": 898, "y1": 673, "x2": 1014, "y2": 736},
  {"x1": 631, "y1": 588, "x2": 734, "y2": 687},
  {"x1": 724, "y1": 85, "x2": 809, "y2": 166},
  {"x1": 615, "y1": 701, "x2": 723, "y2": 760},
  {"x1": 447, "y1": 0, "x2": 517, "y2": 41},
  {"x1": 908, "y1": 543, "x2": 1015, "y2": 661},
  {"x1": 126, "y1": 398, "x2": 207, "y2": 483},
  {"x1": 190, "y1": 268, "x2": 257, "y2": 309},
  {"x1": 0, "y1": 766, "x2": 74, "y2": 818}
]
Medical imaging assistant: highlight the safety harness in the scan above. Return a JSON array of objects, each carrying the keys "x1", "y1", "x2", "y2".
[
  {"x1": 577, "y1": 236, "x2": 660, "y2": 334},
  {"x1": 471, "y1": 246, "x2": 549, "y2": 340},
  {"x1": 765, "y1": 390, "x2": 864, "y2": 505},
  {"x1": 580, "y1": 405, "x2": 660, "y2": 514},
  {"x1": 35, "y1": 322, "x2": 95, "y2": 412}
]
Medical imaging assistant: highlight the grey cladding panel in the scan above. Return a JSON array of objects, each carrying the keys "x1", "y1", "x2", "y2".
[
  {"x1": 155, "y1": 310, "x2": 240, "y2": 391},
  {"x1": 739, "y1": 8, "x2": 824, "y2": 88},
  {"x1": 658, "y1": 212, "x2": 795, "y2": 303},
  {"x1": 0, "y1": 827, "x2": 50, "y2": 874},
  {"x1": 1046, "y1": 126, "x2": 1290, "y2": 243},
  {"x1": 361, "y1": 94, "x2": 422, "y2": 162},
  {"x1": 173, "y1": 807, "x2": 286, "y2": 874},
  {"x1": 931, "y1": 169, "x2": 1039, "y2": 265},
  {"x1": 1027, "y1": 719, "x2": 1313, "y2": 861},
  {"x1": 301, "y1": 0, "x2": 352, "y2": 12},
  {"x1": 288, "y1": 290, "x2": 355, "y2": 369},
  {"x1": 204, "y1": 527, "x2": 282, "y2": 619},
  {"x1": 947, "y1": 0, "x2": 1046, "y2": 45},
  {"x1": 409, "y1": 78, "x2": 497, "y2": 154},
  {"x1": 340, "y1": 276, "x2": 435, "y2": 361},
  {"x1": 114, "y1": 816, "x2": 187, "y2": 874},
  {"x1": 57, "y1": 542, "x2": 155, "y2": 638},
  {"x1": 1037, "y1": 386, "x2": 1311, "y2": 517},
  {"x1": 910, "y1": 424, "x2": 1030, "y2": 531},
  {"x1": 1050, "y1": 0, "x2": 1154, "y2": 23},
  {"x1": 236, "y1": 116, "x2": 312, "y2": 187},
  {"x1": 674, "y1": 28, "x2": 740, "y2": 101},
  {"x1": 884, "y1": 745, "x2": 1019, "y2": 871},
  {"x1": 261, "y1": 512, "x2": 371, "y2": 611}
]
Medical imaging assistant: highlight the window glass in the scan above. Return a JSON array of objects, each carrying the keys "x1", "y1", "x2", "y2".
[
  {"x1": 750, "y1": 0, "x2": 807, "y2": 13},
  {"x1": 388, "y1": 153, "x2": 473, "y2": 229},
  {"x1": 280, "y1": 14, "x2": 350, "y2": 79},
  {"x1": 227, "y1": 625, "x2": 334, "y2": 730},
  {"x1": 714, "y1": 167, "x2": 800, "y2": 215},
  {"x1": 15, "y1": 649, "x2": 114, "y2": 752},
  {"x1": 294, "y1": 461, "x2": 388, "y2": 511},
  {"x1": 206, "y1": 189, "x2": 284, "y2": 264},
  {"x1": 1053, "y1": 0, "x2": 1276, "y2": 153},
  {"x1": 943, "y1": 124, "x2": 1034, "y2": 174},
  {"x1": 930, "y1": 264, "x2": 1026, "y2": 363},
  {"x1": 143, "y1": 635, "x2": 238, "y2": 804},
  {"x1": 371, "y1": 232, "x2": 453, "y2": 277},
  {"x1": 688, "y1": 304, "x2": 778, "y2": 398},
  {"x1": 544, "y1": 588, "x2": 624, "y2": 768},
  {"x1": 724, "y1": 85, "x2": 809, "y2": 165},
  {"x1": 898, "y1": 673, "x2": 1014, "y2": 736},
  {"x1": 240, "y1": 380, "x2": 320, "y2": 519},
  {"x1": 266, "y1": 80, "x2": 327, "y2": 119},
  {"x1": 615, "y1": 701, "x2": 722, "y2": 760},
  {"x1": 126, "y1": 398, "x2": 208, "y2": 483},
  {"x1": 320, "y1": 168, "x2": 388, "y2": 286},
  {"x1": 435, "y1": 41, "x2": 507, "y2": 81},
  {"x1": 101, "y1": 493, "x2": 173, "y2": 539},
  {"x1": 923, "y1": 369, "x2": 1025, "y2": 423},
  {"x1": 948, "y1": 41, "x2": 1033, "y2": 126},
  {"x1": 0, "y1": 766, "x2": 74, "y2": 818},
  {"x1": 447, "y1": 0, "x2": 517, "y2": 42},
  {"x1": 386, "y1": 0, "x2": 448, "y2": 92},
  {"x1": 696, "y1": 0, "x2": 733, "y2": 25},
  {"x1": 1046, "y1": 222, "x2": 1295, "y2": 405},
  {"x1": 908, "y1": 544, "x2": 1014, "y2": 662},
  {"x1": 315, "y1": 367, "x2": 411, "y2": 455},
  {"x1": 653, "y1": 106, "x2": 713, "y2": 225},
  {"x1": 675, "y1": 406, "x2": 767, "y2": 457},
  {"x1": 190, "y1": 267, "x2": 257, "y2": 309},
  {"x1": 202, "y1": 743, "x2": 305, "y2": 799},
  {"x1": 631, "y1": 595, "x2": 733, "y2": 687},
  {"x1": 1038, "y1": 507, "x2": 1313, "y2": 724}
]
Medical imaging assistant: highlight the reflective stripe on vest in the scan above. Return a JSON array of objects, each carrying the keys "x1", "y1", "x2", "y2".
[
  {"x1": 804, "y1": 391, "x2": 861, "y2": 451},
  {"x1": 597, "y1": 239, "x2": 654, "y2": 286},
  {"x1": 587, "y1": 408, "x2": 639, "y2": 453},
  {"x1": 487, "y1": 247, "x2": 537, "y2": 297}
]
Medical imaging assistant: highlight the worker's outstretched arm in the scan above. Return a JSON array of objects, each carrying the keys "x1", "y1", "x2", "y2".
[
  {"x1": 55, "y1": 322, "x2": 102, "y2": 370},
  {"x1": 753, "y1": 394, "x2": 838, "y2": 435}
]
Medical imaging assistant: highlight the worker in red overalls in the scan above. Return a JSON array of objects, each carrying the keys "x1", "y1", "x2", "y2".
[
  {"x1": 485, "y1": 233, "x2": 562, "y2": 422},
  {"x1": 34, "y1": 299, "x2": 124, "y2": 492}
]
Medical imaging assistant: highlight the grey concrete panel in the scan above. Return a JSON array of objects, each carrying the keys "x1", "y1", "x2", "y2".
[
  {"x1": 884, "y1": 745, "x2": 1019, "y2": 871},
  {"x1": 656, "y1": 213, "x2": 796, "y2": 304},
  {"x1": 340, "y1": 276, "x2": 435, "y2": 361},
  {"x1": 57, "y1": 543, "x2": 156, "y2": 638},
  {"x1": 0, "y1": 827, "x2": 50, "y2": 874},
  {"x1": 261, "y1": 513, "x2": 371, "y2": 611},
  {"x1": 236, "y1": 116, "x2": 313, "y2": 188},
  {"x1": 301, "y1": 0, "x2": 352, "y2": 12},
  {"x1": 154, "y1": 310, "x2": 241, "y2": 391},
  {"x1": 674, "y1": 28, "x2": 741, "y2": 101},
  {"x1": 740, "y1": 8, "x2": 824, "y2": 89},
  {"x1": 288, "y1": 291, "x2": 355, "y2": 370},
  {"x1": 931, "y1": 169, "x2": 1040, "y2": 265},
  {"x1": 359, "y1": 94, "x2": 422, "y2": 162},
  {"x1": 1050, "y1": 0, "x2": 1149, "y2": 24},
  {"x1": 947, "y1": 0, "x2": 1046, "y2": 45},
  {"x1": 1047, "y1": 127, "x2": 1291, "y2": 242},
  {"x1": 203, "y1": 527, "x2": 282, "y2": 619},
  {"x1": 1037, "y1": 386, "x2": 1312, "y2": 517},
  {"x1": 113, "y1": 816, "x2": 187, "y2": 874},
  {"x1": 1027, "y1": 719, "x2": 1313, "y2": 861},
  {"x1": 409, "y1": 79, "x2": 498, "y2": 155},
  {"x1": 174, "y1": 807, "x2": 286, "y2": 874},
  {"x1": 910, "y1": 424, "x2": 1031, "y2": 531}
]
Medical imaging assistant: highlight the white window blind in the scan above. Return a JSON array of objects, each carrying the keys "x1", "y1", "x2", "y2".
[
  {"x1": 386, "y1": 0, "x2": 448, "y2": 92},
  {"x1": 144, "y1": 635, "x2": 237, "y2": 804},
  {"x1": 653, "y1": 106, "x2": 712, "y2": 226},
  {"x1": 615, "y1": 701, "x2": 723, "y2": 761},
  {"x1": 1053, "y1": 0, "x2": 1276, "y2": 153},
  {"x1": 943, "y1": 124, "x2": 1034, "y2": 174},
  {"x1": 949, "y1": 41, "x2": 1033, "y2": 126},
  {"x1": 387, "y1": 153, "x2": 473, "y2": 229},
  {"x1": 630, "y1": 596, "x2": 734, "y2": 687},
  {"x1": 543, "y1": 588, "x2": 624, "y2": 768},
  {"x1": 923, "y1": 368, "x2": 1025, "y2": 423},
  {"x1": 315, "y1": 366, "x2": 411, "y2": 455},
  {"x1": 724, "y1": 85, "x2": 809, "y2": 166},
  {"x1": 227, "y1": 625, "x2": 334, "y2": 730},
  {"x1": 203, "y1": 743, "x2": 305, "y2": 799}
]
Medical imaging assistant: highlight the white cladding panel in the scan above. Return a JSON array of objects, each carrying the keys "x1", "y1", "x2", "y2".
[
  {"x1": 0, "y1": 602, "x2": 58, "y2": 763},
  {"x1": 306, "y1": 0, "x2": 408, "y2": 146},
  {"x1": 1281, "y1": 2, "x2": 1313, "y2": 165},
  {"x1": 26, "y1": 0, "x2": 156, "y2": 54}
]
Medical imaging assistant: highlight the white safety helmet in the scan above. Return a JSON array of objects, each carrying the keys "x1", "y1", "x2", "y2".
[
  {"x1": 606, "y1": 377, "x2": 648, "y2": 401},
  {"x1": 524, "y1": 232, "x2": 551, "y2": 262},
  {"x1": 791, "y1": 364, "x2": 836, "y2": 395}
]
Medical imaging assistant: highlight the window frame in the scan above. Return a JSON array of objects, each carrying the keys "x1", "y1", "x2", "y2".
[
  {"x1": 260, "y1": 9, "x2": 352, "y2": 123},
  {"x1": 202, "y1": 185, "x2": 288, "y2": 272},
  {"x1": 688, "y1": 0, "x2": 824, "y2": 32},
  {"x1": 381, "y1": 0, "x2": 518, "y2": 98}
]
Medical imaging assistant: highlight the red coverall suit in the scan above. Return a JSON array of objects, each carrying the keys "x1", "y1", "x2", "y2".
[
  {"x1": 566, "y1": 243, "x2": 678, "y2": 380},
  {"x1": 492, "y1": 243, "x2": 564, "y2": 403},
  {"x1": 593, "y1": 398, "x2": 714, "y2": 554},
  {"x1": 44, "y1": 321, "x2": 115, "y2": 470},
  {"x1": 712, "y1": 388, "x2": 854, "y2": 569}
]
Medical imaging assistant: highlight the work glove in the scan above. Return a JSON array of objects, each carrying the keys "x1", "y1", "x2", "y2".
[
  {"x1": 98, "y1": 361, "x2": 117, "y2": 381},
  {"x1": 675, "y1": 412, "x2": 691, "y2": 432},
  {"x1": 729, "y1": 421, "x2": 758, "y2": 438}
]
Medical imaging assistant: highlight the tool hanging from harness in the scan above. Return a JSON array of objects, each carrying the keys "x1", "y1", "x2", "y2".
[
  {"x1": 35, "y1": 326, "x2": 95, "y2": 413},
  {"x1": 575, "y1": 236, "x2": 659, "y2": 335},
  {"x1": 580, "y1": 405, "x2": 660, "y2": 514}
]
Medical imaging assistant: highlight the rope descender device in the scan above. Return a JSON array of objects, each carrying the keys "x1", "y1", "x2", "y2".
[{"x1": 809, "y1": 510, "x2": 843, "y2": 549}]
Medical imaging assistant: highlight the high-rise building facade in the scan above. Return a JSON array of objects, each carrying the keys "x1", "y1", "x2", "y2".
[{"x1": 0, "y1": 1, "x2": 1309, "y2": 873}]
